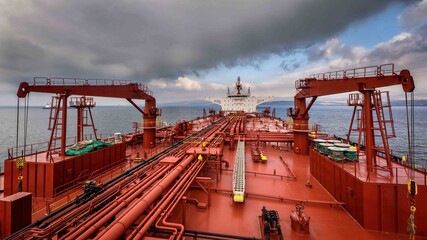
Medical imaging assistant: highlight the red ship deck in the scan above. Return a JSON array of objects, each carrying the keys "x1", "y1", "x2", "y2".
[
  {"x1": 181, "y1": 142, "x2": 426, "y2": 239},
  {"x1": 333, "y1": 154, "x2": 426, "y2": 185},
  {"x1": 1, "y1": 115, "x2": 426, "y2": 239}
]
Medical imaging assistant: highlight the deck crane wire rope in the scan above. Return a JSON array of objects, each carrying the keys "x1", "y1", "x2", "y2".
[
  {"x1": 14, "y1": 93, "x2": 30, "y2": 192},
  {"x1": 15, "y1": 94, "x2": 30, "y2": 157},
  {"x1": 24, "y1": 94, "x2": 29, "y2": 157},
  {"x1": 15, "y1": 97, "x2": 20, "y2": 158},
  {"x1": 405, "y1": 91, "x2": 417, "y2": 239}
]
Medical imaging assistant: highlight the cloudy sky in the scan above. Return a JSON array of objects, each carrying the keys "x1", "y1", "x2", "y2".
[{"x1": 0, "y1": 0, "x2": 426, "y2": 106}]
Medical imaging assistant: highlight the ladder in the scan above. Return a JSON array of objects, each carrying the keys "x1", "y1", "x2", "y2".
[
  {"x1": 372, "y1": 91, "x2": 396, "y2": 138},
  {"x1": 347, "y1": 94, "x2": 364, "y2": 159},
  {"x1": 347, "y1": 91, "x2": 395, "y2": 174},
  {"x1": 371, "y1": 91, "x2": 395, "y2": 171},
  {"x1": 47, "y1": 96, "x2": 63, "y2": 159}
]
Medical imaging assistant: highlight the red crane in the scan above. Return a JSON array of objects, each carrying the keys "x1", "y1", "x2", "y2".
[
  {"x1": 17, "y1": 78, "x2": 158, "y2": 157},
  {"x1": 289, "y1": 64, "x2": 414, "y2": 175}
]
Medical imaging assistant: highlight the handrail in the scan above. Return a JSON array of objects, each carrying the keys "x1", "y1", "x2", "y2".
[
  {"x1": 31, "y1": 77, "x2": 153, "y2": 96},
  {"x1": 314, "y1": 149, "x2": 427, "y2": 186},
  {"x1": 33, "y1": 157, "x2": 129, "y2": 203},
  {"x1": 6, "y1": 133, "x2": 116, "y2": 159},
  {"x1": 307, "y1": 64, "x2": 396, "y2": 80},
  {"x1": 363, "y1": 165, "x2": 427, "y2": 186},
  {"x1": 331, "y1": 135, "x2": 427, "y2": 174},
  {"x1": 33, "y1": 77, "x2": 132, "y2": 86}
]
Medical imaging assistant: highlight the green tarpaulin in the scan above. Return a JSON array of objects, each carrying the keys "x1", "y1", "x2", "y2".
[{"x1": 65, "y1": 140, "x2": 112, "y2": 156}]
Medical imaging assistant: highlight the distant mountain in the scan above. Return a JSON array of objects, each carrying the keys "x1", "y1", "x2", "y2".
[
  {"x1": 159, "y1": 99, "x2": 427, "y2": 107},
  {"x1": 260, "y1": 100, "x2": 347, "y2": 106},
  {"x1": 259, "y1": 100, "x2": 294, "y2": 106},
  {"x1": 158, "y1": 100, "x2": 215, "y2": 107},
  {"x1": 391, "y1": 100, "x2": 427, "y2": 106}
]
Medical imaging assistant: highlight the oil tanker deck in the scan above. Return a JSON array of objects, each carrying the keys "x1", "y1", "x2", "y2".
[{"x1": 0, "y1": 64, "x2": 426, "y2": 239}]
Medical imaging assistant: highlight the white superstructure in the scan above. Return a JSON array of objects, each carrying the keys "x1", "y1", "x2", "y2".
[
  {"x1": 205, "y1": 77, "x2": 273, "y2": 113},
  {"x1": 43, "y1": 103, "x2": 51, "y2": 109}
]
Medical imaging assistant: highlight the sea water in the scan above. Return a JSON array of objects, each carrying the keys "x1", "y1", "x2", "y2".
[{"x1": 1, "y1": 104, "x2": 426, "y2": 168}]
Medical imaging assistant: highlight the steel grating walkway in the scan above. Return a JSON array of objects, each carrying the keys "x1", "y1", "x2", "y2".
[{"x1": 232, "y1": 140, "x2": 245, "y2": 202}]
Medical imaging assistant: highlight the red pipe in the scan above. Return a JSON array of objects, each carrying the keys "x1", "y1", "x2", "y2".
[
  {"x1": 116, "y1": 158, "x2": 200, "y2": 240},
  {"x1": 29, "y1": 180, "x2": 124, "y2": 239},
  {"x1": 97, "y1": 155, "x2": 195, "y2": 240},
  {"x1": 131, "y1": 156, "x2": 205, "y2": 240},
  {"x1": 156, "y1": 214, "x2": 184, "y2": 240},
  {"x1": 205, "y1": 121, "x2": 228, "y2": 143},
  {"x1": 65, "y1": 165, "x2": 171, "y2": 240},
  {"x1": 67, "y1": 121, "x2": 223, "y2": 239}
]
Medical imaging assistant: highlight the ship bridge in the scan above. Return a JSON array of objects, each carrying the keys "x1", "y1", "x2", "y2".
[{"x1": 205, "y1": 77, "x2": 273, "y2": 113}]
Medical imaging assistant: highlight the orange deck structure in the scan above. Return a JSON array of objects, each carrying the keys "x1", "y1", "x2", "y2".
[
  {"x1": 0, "y1": 65, "x2": 426, "y2": 239},
  {"x1": 1, "y1": 114, "x2": 426, "y2": 239},
  {"x1": 3, "y1": 142, "x2": 127, "y2": 198}
]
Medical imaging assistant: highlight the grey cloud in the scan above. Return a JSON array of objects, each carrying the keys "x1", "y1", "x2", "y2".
[
  {"x1": 0, "y1": 39, "x2": 45, "y2": 72},
  {"x1": 367, "y1": 34, "x2": 427, "y2": 63},
  {"x1": 280, "y1": 57, "x2": 301, "y2": 71},
  {"x1": 305, "y1": 38, "x2": 357, "y2": 63},
  {"x1": 0, "y1": 0, "x2": 408, "y2": 85},
  {"x1": 306, "y1": 47, "x2": 327, "y2": 63},
  {"x1": 400, "y1": 0, "x2": 427, "y2": 30}
]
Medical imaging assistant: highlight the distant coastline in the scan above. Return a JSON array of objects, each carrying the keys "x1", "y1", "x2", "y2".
[
  {"x1": 157, "y1": 99, "x2": 427, "y2": 107},
  {"x1": 0, "y1": 99, "x2": 426, "y2": 108},
  {"x1": 262, "y1": 100, "x2": 427, "y2": 107},
  {"x1": 155, "y1": 99, "x2": 427, "y2": 107}
]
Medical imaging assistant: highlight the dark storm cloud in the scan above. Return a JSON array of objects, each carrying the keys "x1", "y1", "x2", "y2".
[
  {"x1": 0, "y1": 0, "x2": 408, "y2": 83},
  {"x1": 0, "y1": 39, "x2": 45, "y2": 72}
]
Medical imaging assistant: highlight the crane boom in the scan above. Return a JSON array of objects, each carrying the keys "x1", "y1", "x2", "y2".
[
  {"x1": 291, "y1": 64, "x2": 415, "y2": 157},
  {"x1": 16, "y1": 77, "x2": 158, "y2": 156},
  {"x1": 17, "y1": 78, "x2": 154, "y2": 101},
  {"x1": 295, "y1": 69, "x2": 414, "y2": 99}
]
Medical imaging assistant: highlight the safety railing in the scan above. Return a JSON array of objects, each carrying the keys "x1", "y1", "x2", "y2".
[
  {"x1": 137, "y1": 83, "x2": 153, "y2": 97},
  {"x1": 363, "y1": 165, "x2": 427, "y2": 186},
  {"x1": 31, "y1": 77, "x2": 153, "y2": 96},
  {"x1": 32, "y1": 157, "x2": 130, "y2": 214},
  {"x1": 296, "y1": 64, "x2": 397, "y2": 90},
  {"x1": 7, "y1": 133, "x2": 117, "y2": 160},
  {"x1": 33, "y1": 77, "x2": 132, "y2": 86},
  {"x1": 315, "y1": 149, "x2": 427, "y2": 186},
  {"x1": 7, "y1": 141, "x2": 50, "y2": 160},
  {"x1": 329, "y1": 135, "x2": 427, "y2": 175},
  {"x1": 308, "y1": 64, "x2": 396, "y2": 80}
]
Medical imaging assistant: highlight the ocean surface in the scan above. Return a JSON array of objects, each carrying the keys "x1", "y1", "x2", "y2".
[{"x1": 1, "y1": 104, "x2": 426, "y2": 168}]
